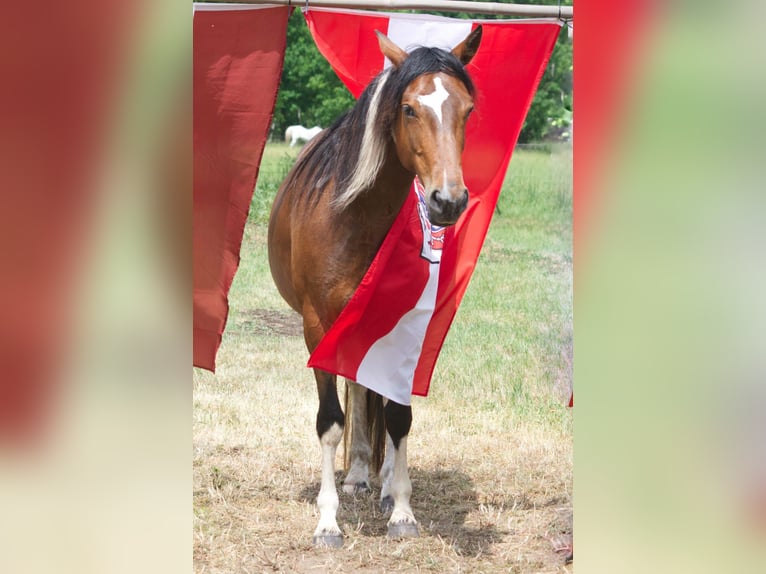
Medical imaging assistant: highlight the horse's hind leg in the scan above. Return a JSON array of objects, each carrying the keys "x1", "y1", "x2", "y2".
[
  {"x1": 382, "y1": 400, "x2": 419, "y2": 538},
  {"x1": 379, "y1": 432, "x2": 395, "y2": 512},
  {"x1": 343, "y1": 380, "x2": 372, "y2": 494},
  {"x1": 313, "y1": 368, "x2": 345, "y2": 547}
]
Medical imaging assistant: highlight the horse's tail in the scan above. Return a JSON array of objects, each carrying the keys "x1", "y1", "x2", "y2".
[
  {"x1": 367, "y1": 390, "x2": 386, "y2": 473},
  {"x1": 284, "y1": 126, "x2": 292, "y2": 143},
  {"x1": 343, "y1": 383, "x2": 386, "y2": 474}
]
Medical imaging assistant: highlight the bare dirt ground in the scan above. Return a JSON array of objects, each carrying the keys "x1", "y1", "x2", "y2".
[{"x1": 194, "y1": 308, "x2": 572, "y2": 573}]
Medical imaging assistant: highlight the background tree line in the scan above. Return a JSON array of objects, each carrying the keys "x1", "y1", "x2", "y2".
[{"x1": 271, "y1": 0, "x2": 572, "y2": 144}]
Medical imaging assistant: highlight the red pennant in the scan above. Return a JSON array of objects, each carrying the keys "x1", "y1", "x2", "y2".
[
  {"x1": 193, "y1": 5, "x2": 290, "y2": 371},
  {"x1": 305, "y1": 9, "x2": 560, "y2": 401}
]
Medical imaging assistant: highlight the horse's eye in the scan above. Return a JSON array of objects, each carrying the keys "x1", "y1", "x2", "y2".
[
  {"x1": 465, "y1": 106, "x2": 475, "y2": 120},
  {"x1": 402, "y1": 104, "x2": 416, "y2": 118}
]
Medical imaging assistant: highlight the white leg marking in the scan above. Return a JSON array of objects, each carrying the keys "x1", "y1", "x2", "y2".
[
  {"x1": 343, "y1": 382, "x2": 371, "y2": 494},
  {"x1": 388, "y1": 436, "x2": 416, "y2": 527},
  {"x1": 314, "y1": 422, "x2": 344, "y2": 540},
  {"x1": 380, "y1": 433, "x2": 396, "y2": 503},
  {"x1": 417, "y1": 77, "x2": 450, "y2": 125},
  {"x1": 386, "y1": 436, "x2": 418, "y2": 538}
]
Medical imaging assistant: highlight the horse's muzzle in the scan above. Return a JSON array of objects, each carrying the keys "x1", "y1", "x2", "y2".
[{"x1": 427, "y1": 189, "x2": 469, "y2": 226}]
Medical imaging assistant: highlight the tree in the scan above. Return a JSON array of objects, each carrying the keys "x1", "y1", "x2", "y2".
[
  {"x1": 519, "y1": 22, "x2": 572, "y2": 142},
  {"x1": 489, "y1": 0, "x2": 572, "y2": 142},
  {"x1": 271, "y1": 11, "x2": 355, "y2": 141}
]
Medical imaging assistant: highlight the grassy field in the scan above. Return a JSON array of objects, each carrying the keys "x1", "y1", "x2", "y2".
[{"x1": 193, "y1": 142, "x2": 573, "y2": 572}]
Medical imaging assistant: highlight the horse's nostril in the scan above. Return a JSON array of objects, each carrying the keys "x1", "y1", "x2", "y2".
[
  {"x1": 458, "y1": 189, "x2": 469, "y2": 211},
  {"x1": 430, "y1": 190, "x2": 444, "y2": 208}
]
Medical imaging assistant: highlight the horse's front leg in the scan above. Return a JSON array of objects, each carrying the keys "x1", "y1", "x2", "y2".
[
  {"x1": 313, "y1": 368, "x2": 345, "y2": 547},
  {"x1": 382, "y1": 400, "x2": 419, "y2": 538},
  {"x1": 343, "y1": 380, "x2": 372, "y2": 494}
]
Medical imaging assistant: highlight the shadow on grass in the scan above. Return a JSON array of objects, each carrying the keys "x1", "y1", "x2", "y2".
[{"x1": 297, "y1": 466, "x2": 502, "y2": 555}]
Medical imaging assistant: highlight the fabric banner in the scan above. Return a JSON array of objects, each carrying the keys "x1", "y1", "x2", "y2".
[
  {"x1": 305, "y1": 8, "x2": 561, "y2": 403},
  {"x1": 193, "y1": 3, "x2": 290, "y2": 370}
]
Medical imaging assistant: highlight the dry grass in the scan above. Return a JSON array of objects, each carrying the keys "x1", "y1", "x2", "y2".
[
  {"x1": 194, "y1": 145, "x2": 572, "y2": 572},
  {"x1": 194, "y1": 339, "x2": 572, "y2": 573}
]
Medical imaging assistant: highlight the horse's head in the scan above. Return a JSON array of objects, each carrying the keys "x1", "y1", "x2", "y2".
[{"x1": 377, "y1": 27, "x2": 482, "y2": 227}]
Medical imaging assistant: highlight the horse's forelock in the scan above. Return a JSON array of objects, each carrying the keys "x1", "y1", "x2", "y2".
[{"x1": 389, "y1": 46, "x2": 475, "y2": 103}]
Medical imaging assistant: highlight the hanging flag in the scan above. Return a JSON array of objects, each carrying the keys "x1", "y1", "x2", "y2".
[
  {"x1": 305, "y1": 8, "x2": 561, "y2": 403},
  {"x1": 193, "y1": 3, "x2": 290, "y2": 371}
]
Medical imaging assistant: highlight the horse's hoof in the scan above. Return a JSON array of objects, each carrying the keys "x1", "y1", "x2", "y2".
[
  {"x1": 387, "y1": 521, "x2": 419, "y2": 539},
  {"x1": 380, "y1": 495, "x2": 394, "y2": 515},
  {"x1": 312, "y1": 533, "x2": 344, "y2": 548},
  {"x1": 343, "y1": 481, "x2": 371, "y2": 495}
]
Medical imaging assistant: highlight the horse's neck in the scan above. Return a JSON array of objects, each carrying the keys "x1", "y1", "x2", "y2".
[
  {"x1": 341, "y1": 145, "x2": 414, "y2": 259},
  {"x1": 348, "y1": 146, "x2": 413, "y2": 232}
]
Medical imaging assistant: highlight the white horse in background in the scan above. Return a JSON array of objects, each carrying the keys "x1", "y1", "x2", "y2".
[{"x1": 285, "y1": 125, "x2": 323, "y2": 147}]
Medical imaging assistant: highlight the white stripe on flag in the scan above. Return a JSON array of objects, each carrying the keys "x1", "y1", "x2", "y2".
[
  {"x1": 356, "y1": 261, "x2": 440, "y2": 406},
  {"x1": 384, "y1": 18, "x2": 474, "y2": 68}
]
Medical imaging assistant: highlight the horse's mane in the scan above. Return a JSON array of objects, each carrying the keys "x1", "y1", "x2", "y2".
[{"x1": 287, "y1": 46, "x2": 475, "y2": 210}]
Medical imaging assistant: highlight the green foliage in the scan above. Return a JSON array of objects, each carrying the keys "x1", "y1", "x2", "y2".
[
  {"x1": 519, "y1": 23, "x2": 572, "y2": 143},
  {"x1": 445, "y1": 0, "x2": 573, "y2": 142},
  {"x1": 271, "y1": 11, "x2": 355, "y2": 140},
  {"x1": 271, "y1": 2, "x2": 572, "y2": 143}
]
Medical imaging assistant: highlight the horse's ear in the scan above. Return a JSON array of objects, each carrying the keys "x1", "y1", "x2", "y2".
[
  {"x1": 376, "y1": 30, "x2": 408, "y2": 68},
  {"x1": 451, "y1": 25, "x2": 483, "y2": 66}
]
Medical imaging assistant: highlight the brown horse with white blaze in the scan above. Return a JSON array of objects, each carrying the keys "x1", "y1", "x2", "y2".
[{"x1": 268, "y1": 26, "x2": 482, "y2": 547}]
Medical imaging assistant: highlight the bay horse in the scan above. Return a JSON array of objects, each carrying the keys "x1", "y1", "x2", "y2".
[
  {"x1": 284, "y1": 124, "x2": 323, "y2": 147},
  {"x1": 268, "y1": 26, "x2": 482, "y2": 547}
]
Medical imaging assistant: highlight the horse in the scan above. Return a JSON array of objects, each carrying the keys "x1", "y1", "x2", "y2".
[
  {"x1": 268, "y1": 26, "x2": 483, "y2": 547},
  {"x1": 284, "y1": 124, "x2": 323, "y2": 147}
]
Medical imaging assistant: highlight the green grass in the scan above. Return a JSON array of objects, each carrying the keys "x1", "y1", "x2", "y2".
[
  {"x1": 434, "y1": 146, "x2": 572, "y2": 427},
  {"x1": 250, "y1": 143, "x2": 301, "y2": 223}
]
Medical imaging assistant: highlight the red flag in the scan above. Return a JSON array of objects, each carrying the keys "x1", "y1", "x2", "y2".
[
  {"x1": 305, "y1": 8, "x2": 561, "y2": 403},
  {"x1": 193, "y1": 4, "x2": 290, "y2": 371}
]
